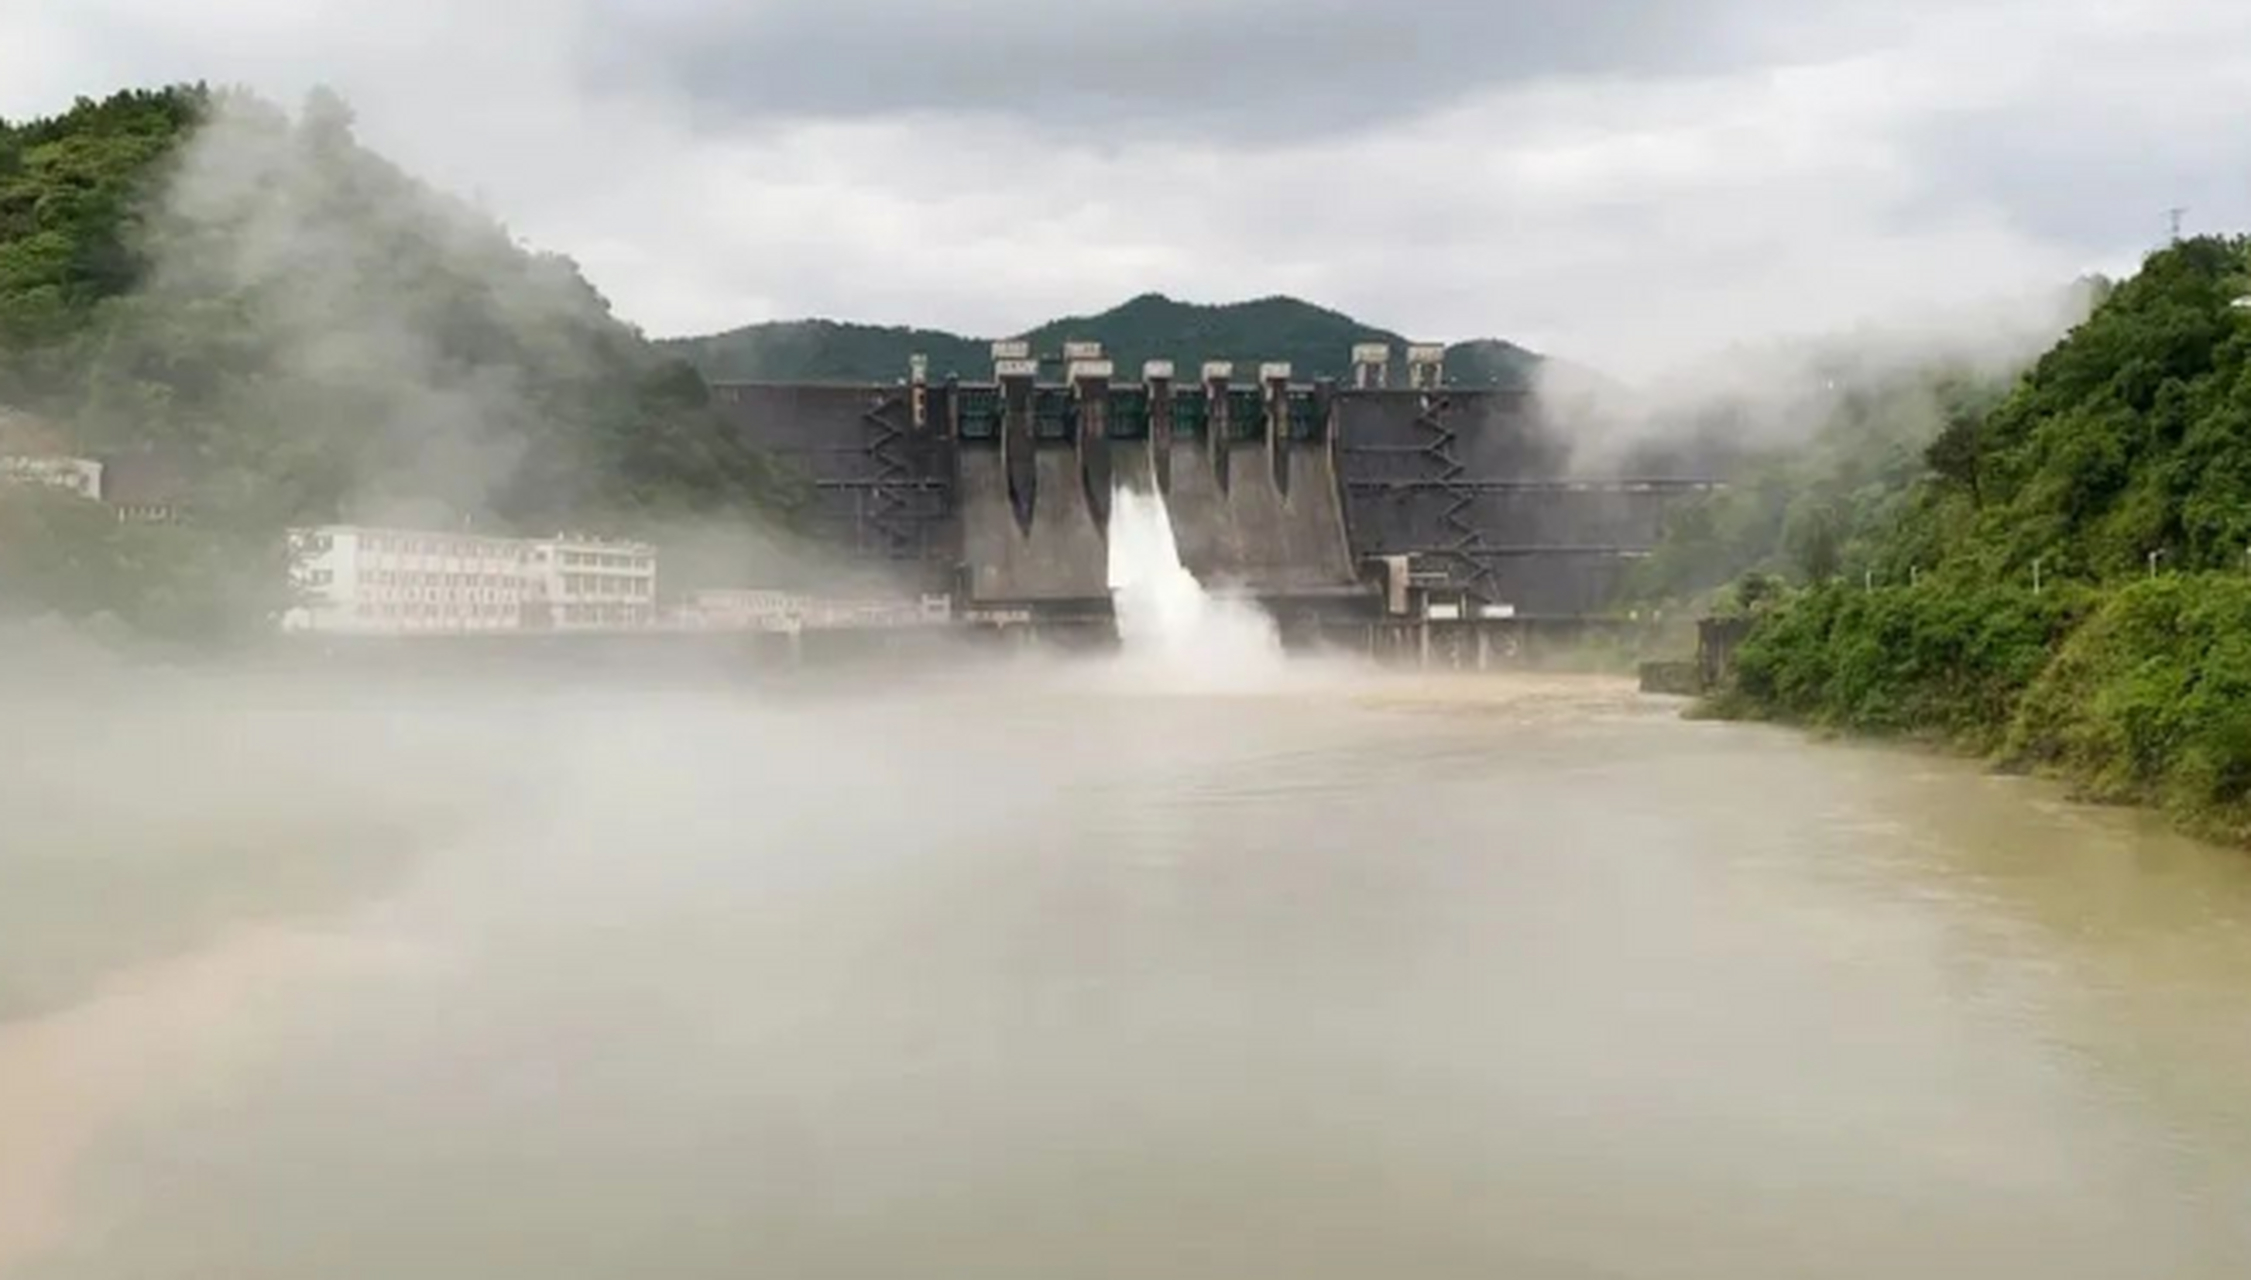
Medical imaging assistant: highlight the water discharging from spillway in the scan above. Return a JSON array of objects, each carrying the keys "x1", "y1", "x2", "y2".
[{"x1": 1106, "y1": 482, "x2": 1285, "y2": 685}]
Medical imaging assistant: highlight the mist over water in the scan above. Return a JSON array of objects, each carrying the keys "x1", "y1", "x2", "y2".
[
  {"x1": 20, "y1": 7, "x2": 2251, "y2": 1274},
  {"x1": 8, "y1": 656, "x2": 2251, "y2": 1278},
  {"x1": 1105, "y1": 482, "x2": 1286, "y2": 688}
]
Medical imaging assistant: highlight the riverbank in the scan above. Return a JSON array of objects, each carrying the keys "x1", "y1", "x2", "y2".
[{"x1": 1706, "y1": 573, "x2": 2251, "y2": 848}]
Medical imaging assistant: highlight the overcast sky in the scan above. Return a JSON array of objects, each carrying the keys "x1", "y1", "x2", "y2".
[{"x1": 4, "y1": 0, "x2": 2247, "y2": 375}]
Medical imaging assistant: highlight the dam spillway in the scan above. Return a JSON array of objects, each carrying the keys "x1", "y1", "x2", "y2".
[{"x1": 705, "y1": 343, "x2": 1719, "y2": 625}]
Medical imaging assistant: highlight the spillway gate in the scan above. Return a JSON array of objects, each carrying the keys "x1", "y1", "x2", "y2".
[{"x1": 706, "y1": 342, "x2": 1720, "y2": 622}]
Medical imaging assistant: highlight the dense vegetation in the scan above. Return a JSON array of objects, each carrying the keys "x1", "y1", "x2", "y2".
[
  {"x1": 1623, "y1": 367, "x2": 2016, "y2": 603},
  {"x1": 0, "y1": 89, "x2": 199, "y2": 354},
  {"x1": 1707, "y1": 237, "x2": 2251, "y2": 842},
  {"x1": 664, "y1": 292, "x2": 1541, "y2": 389},
  {"x1": 0, "y1": 86, "x2": 798, "y2": 644}
]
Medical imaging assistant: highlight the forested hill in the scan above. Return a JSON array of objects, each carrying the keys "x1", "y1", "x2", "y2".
[
  {"x1": 0, "y1": 85, "x2": 800, "y2": 643},
  {"x1": 1706, "y1": 236, "x2": 2251, "y2": 843},
  {"x1": 1910, "y1": 237, "x2": 2251, "y2": 579},
  {"x1": 662, "y1": 293, "x2": 1542, "y2": 389},
  {"x1": 0, "y1": 86, "x2": 792, "y2": 533}
]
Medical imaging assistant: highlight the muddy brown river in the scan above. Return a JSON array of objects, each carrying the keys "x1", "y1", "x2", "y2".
[{"x1": 5, "y1": 662, "x2": 2251, "y2": 1277}]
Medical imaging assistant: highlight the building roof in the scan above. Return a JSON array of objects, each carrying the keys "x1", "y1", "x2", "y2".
[{"x1": 101, "y1": 451, "x2": 196, "y2": 506}]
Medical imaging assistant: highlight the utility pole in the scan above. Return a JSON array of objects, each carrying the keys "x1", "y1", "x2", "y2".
[
  {"x1": 2033, "y1": 556, "x2": 2044, "y2": 596},
  {"x1": 2168, "y1": 206, "x2": 2189, "y2": 243}
]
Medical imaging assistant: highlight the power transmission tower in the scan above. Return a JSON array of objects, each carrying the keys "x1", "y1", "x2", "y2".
[{"x1": 2168, "y1": 206, "x2": 2188, "y2": 243}]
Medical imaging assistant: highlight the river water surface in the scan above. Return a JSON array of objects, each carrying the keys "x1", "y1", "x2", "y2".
[{"x1": 6, "y1": 658, "x2": 2251, "y2": 1278}]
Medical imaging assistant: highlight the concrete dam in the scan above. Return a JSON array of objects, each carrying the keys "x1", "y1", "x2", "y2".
[{"x1": 706, "y1": 343, "x2": 1717, "y2": 628}]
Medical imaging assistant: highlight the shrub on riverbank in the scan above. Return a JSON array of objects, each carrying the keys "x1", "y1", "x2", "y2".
[
  {"x1": 1720, "y1": 574, "x2": 2251, "y2": 840},
  {"x1": 2008, "y1": 576, "x2": 2251, "y2": 839},
  {"x1": 1727, "y1": 579, "x2": 2088, "y2": 749},
  {"x1": 1683, "y1": 235, "x2": 2251, "y2": 843}
]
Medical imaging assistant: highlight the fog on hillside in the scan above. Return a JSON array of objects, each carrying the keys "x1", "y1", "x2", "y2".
[{"x1": 10, "y1": 8, "x2": 2251, "y2": 1277}]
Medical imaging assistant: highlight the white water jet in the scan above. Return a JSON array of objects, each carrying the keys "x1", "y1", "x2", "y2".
[{"x1": 1105, "y1": 483, "x2": 1286, "y2": 684}]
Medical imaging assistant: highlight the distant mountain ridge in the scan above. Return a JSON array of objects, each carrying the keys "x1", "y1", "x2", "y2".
[{"x1": 661, "y1": 293, "x2": 1540, "y2": 389}]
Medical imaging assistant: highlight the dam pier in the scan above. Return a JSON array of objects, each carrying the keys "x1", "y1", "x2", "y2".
[{"x1": 707, "y1": 341, "x2": 1717, "y2": 658}]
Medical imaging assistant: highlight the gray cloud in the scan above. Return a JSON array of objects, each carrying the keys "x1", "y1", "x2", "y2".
[
  {"x1": 590, "y1": 1, "x2": 1719, "y2": 138},
  {"x1": 2, "y1": 0, "x2": 2245, "y2": 380},
  {"x1": 1896, "y1": 11, "x2": 2251, "y2": 252},
  {"x1": 586, "y1": 0, "x2": 1997, "y2": 142}
]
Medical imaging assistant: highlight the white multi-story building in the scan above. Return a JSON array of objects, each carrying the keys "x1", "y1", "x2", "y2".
[
  {"x1": 680, "y1": 588, "x2": 951, "y2": 632},
  {"x1": 524, "y1": 534, "x2": 658, "y2": 630},
  {"x1": 283, "y1": 525, "x2": 656, "y2": 635},
  {"x1": 1, "y1": 454, "x2": 104, "y2": 501},
  {"x1": 679, "y1": 589, "x2": 804, "y2": 631}
]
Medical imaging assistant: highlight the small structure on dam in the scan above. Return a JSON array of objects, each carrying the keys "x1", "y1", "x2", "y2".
[{"x1": 705, "y1": 343, "x2": 1718, "y2": 632}]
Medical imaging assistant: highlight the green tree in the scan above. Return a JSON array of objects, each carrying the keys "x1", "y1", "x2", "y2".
[
  {"x1": 1789, "y1": 502, "x2": 1844, "y2": 584},
  {"x1": 0, "y1": 84, "x2": 803, "y2": 645},
  {"x1": 1711, "y1": 236, "x2": 2251, "y2": 843},
  {"x1": 1923, "y1": 402, "x2": 1984, "y2": 503}
]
